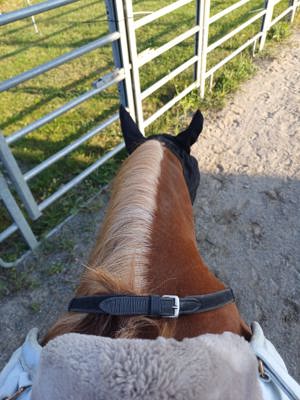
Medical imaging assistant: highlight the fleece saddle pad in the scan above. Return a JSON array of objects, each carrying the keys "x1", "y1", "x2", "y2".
[{"x1": 32, "y1": 331, "x2": 262, "y2": 400}]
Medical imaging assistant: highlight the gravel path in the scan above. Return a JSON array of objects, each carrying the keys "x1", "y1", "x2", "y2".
[
  {"x1": 0, "y1": 29, "x2": 299, "y2": 380},
  {"x1": 193, "y1": 29, "x2": 300, "y2": 379}
]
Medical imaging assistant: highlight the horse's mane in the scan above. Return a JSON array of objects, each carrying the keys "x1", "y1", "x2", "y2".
[
  {"x1": 43, "y1": 140, "x2": 176, "y2": 344},
  {"x1": 88, "y1": 139, "x2": 165, "y2": 290}
]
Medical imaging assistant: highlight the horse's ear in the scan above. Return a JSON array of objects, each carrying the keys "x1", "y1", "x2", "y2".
[
  {"x1": 119, "y1": 105, "x2": 146, "y2": 154},
  {"x1": 175, "y1": 110, "x2": 204, "y2": 153}
]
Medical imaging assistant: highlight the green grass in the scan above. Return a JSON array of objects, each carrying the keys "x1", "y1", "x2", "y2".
[
  {"x1": 29, "y1": 301, "x2": 41, "y2": 313},
  {"x1": 45, "y1": 262, "x2": 65, "y2": 276},
  {"x1": 0, "y1": 0, "x2": 298, "y2": 261}
]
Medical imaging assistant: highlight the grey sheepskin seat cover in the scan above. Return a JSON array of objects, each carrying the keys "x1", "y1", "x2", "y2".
[{"x1": 32, "y1": 331, "x2": 262, "y2": 400}]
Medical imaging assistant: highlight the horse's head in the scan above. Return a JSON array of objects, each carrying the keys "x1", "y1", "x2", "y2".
[{"x1": 119, "y1": 106, "x2": 204, "y2": 203}]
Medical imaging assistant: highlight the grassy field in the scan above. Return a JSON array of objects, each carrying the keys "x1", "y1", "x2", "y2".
[{"x1": 0, "y1": 0, "x2": 298, "y2": 261}]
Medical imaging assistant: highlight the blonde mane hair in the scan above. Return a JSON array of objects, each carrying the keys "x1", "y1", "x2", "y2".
[
  {"x1": 88, "y1": 139, "x2": 164, "y2": 290},
  {"x1": 43, "y1": 140, "x2": 176, "y2": 344}
]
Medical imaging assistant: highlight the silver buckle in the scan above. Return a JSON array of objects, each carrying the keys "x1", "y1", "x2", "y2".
[{"x1": 162, "y1": 295, "x2": 180, "y2": 318}]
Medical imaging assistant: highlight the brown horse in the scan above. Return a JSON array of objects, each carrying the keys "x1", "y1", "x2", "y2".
[{"x1": 43, "y1": 107, "x2": 250, "y2": 345}]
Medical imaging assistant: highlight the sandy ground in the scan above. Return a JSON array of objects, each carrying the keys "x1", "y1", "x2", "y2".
[{"x1": 0, "y1": 29, "x2": 299, "y2": 381}]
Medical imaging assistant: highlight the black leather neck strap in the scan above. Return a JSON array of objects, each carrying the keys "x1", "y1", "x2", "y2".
[{"x1": 68, "y1": 288, "x2": 235, "y2": 318}]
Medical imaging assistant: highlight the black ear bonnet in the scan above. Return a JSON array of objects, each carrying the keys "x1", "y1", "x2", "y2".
[
  {"x1": 147, "y1": 134, "x2": 200, "y2": 203},
  {"x1": 119, "y1": 106, "x2": 203, "y2": 203}
]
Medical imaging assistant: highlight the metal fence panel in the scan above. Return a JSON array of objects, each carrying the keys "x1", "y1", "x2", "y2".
[
  {"x1": 0, "y1": 0, "x2": 130, "y2": 266},
  {"x1": 6, "y1": 70, "x2": 125, "y2": 145},
  {"x1": 0, "y1": 33, "x2": 120, "y2": 92}
]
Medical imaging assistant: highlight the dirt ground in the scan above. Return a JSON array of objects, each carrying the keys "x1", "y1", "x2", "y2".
[{"x1": 0, "y1": 29, "x2": 299, "y2": 381}]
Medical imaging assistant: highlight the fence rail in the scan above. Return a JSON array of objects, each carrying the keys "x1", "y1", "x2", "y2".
[
  {"x1": 0, "y1": 0, "x2": 299, "y2": 267},
  {"x1": 0, "y1": 0, "x2": 81, "y2": 26},
  {"x1": 0, "y1": 33, "x2": 120, "y2": 92}
]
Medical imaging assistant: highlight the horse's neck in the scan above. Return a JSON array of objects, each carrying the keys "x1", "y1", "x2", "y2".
[
  {"x1": 143, "y1": 147, "x2": 250, "y2": 339},
  {"x1": 43, "y1": 140, "x2": 250, "y2": 343},
  {"x1": 88, "y1": 140, "x2": 219, "y2": 296},
  {"x1": 146, "y1": 147, "x2": 224, "y2": 296}
]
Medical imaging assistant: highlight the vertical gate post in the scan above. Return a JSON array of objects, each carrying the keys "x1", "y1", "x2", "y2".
[
  {"x1": 123, "y1": 0, "x2": 145, "y2": 134},
  {"x1": 194, "y1": 0, "x2": 205, "y2": 87},
  {"x1": 104, "y1": 0, "x2": 135, "y2": 116},
  {"x1": 199, "y1": 0, "x2": 210, "y2": 98},
  {"x1": 259, "y1": 0, "x2": 274, "y2": 51},
  {"x1": 289, "y1": 0, "x2": 297, "y2": 22}
]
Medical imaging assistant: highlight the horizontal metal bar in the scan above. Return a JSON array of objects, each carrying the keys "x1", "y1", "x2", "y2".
[
  {"x1": 270, "y1": 6, "x2": 293, "y2": 26},
  {"x1": 0, "y1": 0, "x2": 80, "y2": 26},
  {"x1": 24, "y1": 113, "x2": 119, "y2": 181},
  {"x1": 39, "y1": 142, "x2": 125, "y2": 210},
  {"x1": 0, "y1": 249, "x2": 32, "y2": 268},
  {"x1": 141, "y1": 56, "x2": 197, "y2": 99},
  {"x1": 0, "y1": 32, "x2": 120, "y2": 92},
  {"x1": 0, "y1": 223, "x2": 18, "y2": 243},
  {"x1": 6, "y1": 70, "x2": 125, "y2": 144},
  {"x1": 206, "y1": 32, "x2": 262, "y2": 78},
  {"x1": 144, "y1": 81, "x2": 198, "y2": 127},
  {"x1": 209, "y1": 0, "x2": 251, "y2": 24},
  {"x1": 207, "y1": 10, "x2": 265, "y2": 53},
  {"x1": 0, "y1": 257, "x2": 19, "y2": 268},
  {"x1": 134, "y1": 0, "x2": 193, "y2": 29},
  {"x1": 138, "y1": 26, "x2": 199, "y2": 67}
]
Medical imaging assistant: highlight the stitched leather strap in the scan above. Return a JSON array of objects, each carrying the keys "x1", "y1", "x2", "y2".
[
  {"x1": 179, "y1": 289, "x2": 235, "y2": 314},
  {"x1": 68, "y1": 288, "x2": 234, "y2": 318}
]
